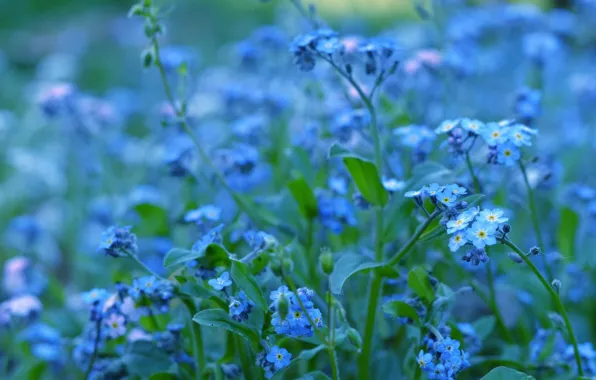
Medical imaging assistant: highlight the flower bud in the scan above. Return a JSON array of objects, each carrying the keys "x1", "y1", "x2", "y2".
[
  {"x1": 502, "y1": 224, "x2": 511, "y2": 234},
  {"x1": 508, "y1": 252, "x2": 523, "y2": 264},
  {"x1": 270, "y1": 260, "x2": 282, "y2": 277},
  {"x1": 529, "y1": 246, "x2": 541, "y2": 256},
  {"x1": 347, "y1": 327, "x2": 362, "y2": 351},
  {"x1": 277, "y1": 293, "x2": 289, "y2": 321},
  {"x1": 320, "y1": 250, "x2": 334, "y2": 275},
  {"x1": 282, "y1": 258, "x2": 294, "y2": 273},
  {"x1": 141, "y1": 47, "x2": 155, "y2": 68},
  {"x1": 551, "y1": 279, "x2": 561, "y2": 294},
  {"x1": 454, "y1": 201, "x2": 468, "y2": 210}
]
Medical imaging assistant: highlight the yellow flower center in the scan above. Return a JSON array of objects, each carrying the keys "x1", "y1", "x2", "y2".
[
  {"x1": 276, "y1": 353, "x2": 283, "y2": 360},
  {"x1": 478, "y1": 231, "x2": 487, "y2": 238},
  {"x1": 488, "y1": 215, "x2": 496, "y2": 221},
  {"x1": 504, "y1": 150, "x2": 511, "y2": 157},
  {"x1": 492, "y1": 132, "x2": 500, "y2": 138}
]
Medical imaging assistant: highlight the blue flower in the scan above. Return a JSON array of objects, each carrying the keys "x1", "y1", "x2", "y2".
[
  {"x1": 435, "y1": 119, "x2": 459, "y2": 134},
  {"x1": 270, "y1": 285, "x2": 291, "y2": 303},
  {"x1": 208, "y1": 272, "x2": 232, "y2": 291},
  {"x1": 229, "y1": 291, "x2": 254, "y2": 322},
  {"x1": 82, "y1": 289, "x2": 109, "y2": 304},
  {"x1": 496, "y1": 142, "x2": 521, "y2": 166},
  {"x1": 446, "y1": 210, "x2": 476, "y2": 234},
  {"x1": 507, "y1": 124, "x2": 538, "y2": 147},
  {"x1": 444, "y1": 184, "x2": 467, "y2": 197},
  {"x1": 481, "y1": 123, "x2": 508, "y2": 146},
  {"x1": 383, "y1": 177, "x2": 405, "y2": 193},
  {"x1": 266, "y1": 346, "x2": 291, "y2": 370},
  {"x1": 478, "y1": 209, "x2": 508, "y2": 224},
  {"x1": 436, "y1": 188, "x2": 457, "y2": 208},
  {"x1": 417, "y1": 350, "x2": 433, "y2": 369},
  {"x1": 405, "y1": 189, "x2": 424, "y2": 198},
  {"x1": 315, "y1": 37, "x2": 341, "y2": 55},
  {"x1": 424, "y1": 183, "x2": 442, "y2": 197},
  {"x1": 98, "y1": 226, "x2": 138, "y2": 258},
  {"x1": 465, "y1": 221, "x2": 497, "y2": 248},
  {"x1": 448, "y1": 231, "x2": 468, "y2": 252},
  {"x1": 460, "y1": 118, "x2": 485, "y2": 135}
]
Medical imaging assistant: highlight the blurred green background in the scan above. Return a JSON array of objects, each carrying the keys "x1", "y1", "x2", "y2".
[{"x1": 0, "y1": 0, "x2": 554, "y2": 110}]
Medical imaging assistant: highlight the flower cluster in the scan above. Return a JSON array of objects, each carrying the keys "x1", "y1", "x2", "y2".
[
  {"x1": 405, "y1": 183, "x2": 468, "y2": 209},
  {"x1": 289, "y1": 28, "x2": 400, "y2": 78},
  {"x1": 256, "y1": 346, "x2": 292, "y2": 379},
  {"x1": 97, "y1": 225, "x2": 138, "y2": 258},
  {"x1": 417, "y1": 335, "x2": 470, "y2": 379},
  {"x1": 128, "y1": 276, "x2": 175, "y2": 313},
  {"x1": 435, "y1": 118, "x2": 538, "y2": 166},
  {"x1": 269, "y1": 286, "x2": 323, "y2": 338},
  {"x1": 443, "y1": 206, "x2": 508, "y2": 264}
]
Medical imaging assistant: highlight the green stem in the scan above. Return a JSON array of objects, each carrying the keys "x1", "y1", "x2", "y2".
[
  {"x1": 127, "y1": 251, "x2": 165, "y2": 280},
  {"x1": 306, "y1": 218, "x2": 317, "y2": 286},
  {"x1": 149, "y1": 32, "x2": 294, "y2": 235},
  {"x1": 182, "y1": 298, "x2": 205, "y2": 377},
  {"x1": 519, "y1": 161, "x2": 553, "y2": 281},
  {"x1": 386, "y1": 210, "x2": 443, "y2": 267},
  {"x1": 465, "y1": 151, "x2": 481, "y2": 194},
  {"x1": 503, "y1": 239, "x2": 583, "y2": 376},
  {"x1": 485, "y1": 260, "x2": 513, "y2": 343},
  {"x1": 357, "y1": 272, "x2": 382, "y2": 379}
]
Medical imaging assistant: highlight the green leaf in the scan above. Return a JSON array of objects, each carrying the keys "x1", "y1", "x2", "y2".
[
  {"x1": 473, "y1": 315, "x2": 496, "y2": 340},
  {"x1": 231, "y1": 259, "x2": 267, "y2": 309},
  {"x1": 134, "y1": 203, "x2": 169, "y2": 236},
  {"x1": 329, "y1": 254, "x2": 384, "y2": 295},
  {"x1": 328, "y1": 143, "x2": 388, "y2": 206},
  {"x1": 408, "y1": 267, "x2": 435, "y2": 303},
  {"x1": 557, "y1": 207, "x2": 579, "y2": 260},
  {"x1": 328, "y1": 143, "x2": 358, "y2": 158},
  {"x1": 163, "y1": 244, "x2": 230, "y2": 269},
  {"x1": 381, "y1": 301, "x2": 420, "y2": 324},
  {"x1": 124, "y1": 341, "x2": 172, "y2": 377},
  {"x1": 480, "y1": 366, "x2": 534, "y2": 380},
  {"x1": 288, "y1": 175, "x2": 318, "y2": 218},
  {"x1": 343, "y1": 157, "x2": 388, "y2": 206},
  {"x1": 429, "y1": 283, "x2": 455, "y2": 324},
  {"x1": 193, "y1": 309, "x2": 260, "y2": 347}
]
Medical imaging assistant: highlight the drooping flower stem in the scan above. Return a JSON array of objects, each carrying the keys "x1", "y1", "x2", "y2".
[
  {"x1": 519, "y1": 161, "x2": 553, "y2": 281},
  {"x1": 503, "y1": 239, "x2": 583, "y2": 376}
]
